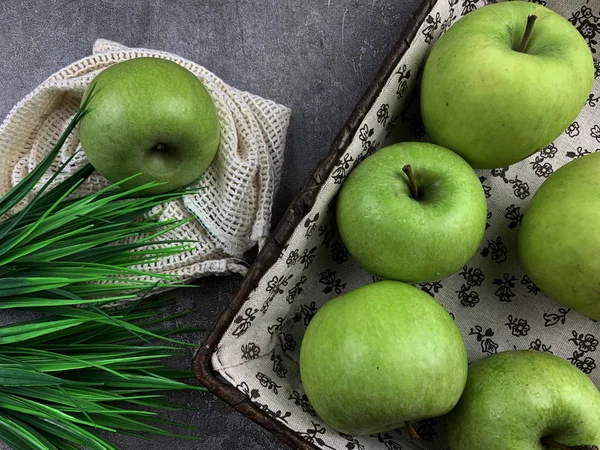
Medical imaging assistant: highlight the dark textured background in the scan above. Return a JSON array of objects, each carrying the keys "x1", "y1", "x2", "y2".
[{"x1": 0, "y1": 0, "x2": 421, "y2": 448}]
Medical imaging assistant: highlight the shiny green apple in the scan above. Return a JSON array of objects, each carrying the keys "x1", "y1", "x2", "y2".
[
  {"x1": 336, "y1": 142, "x2": 487, "y2": 283},
  {"x1": 447, "y1": 350, "x2": 600, "y2": 450},
  {"x1": 519, "y1": 152, "x2": 600, "y2": 320},
  {"x1": 421, "y1": 1, "x2": 594, "y2": 168},
  {"x1": 80, "y1": 57, "x2": 220, "y2": 193},
  {"x1": 299, "y1": 281, "x2": 468, "y2": 435}
]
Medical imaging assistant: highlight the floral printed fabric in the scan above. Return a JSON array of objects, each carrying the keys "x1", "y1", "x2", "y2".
[{"x1": 212, "y1": 0, "x2": 600, "y2": 448}]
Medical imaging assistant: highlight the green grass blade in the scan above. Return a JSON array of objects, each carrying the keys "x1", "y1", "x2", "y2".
[
  {"x1": 0, "y1": 411, "x2": 57, "y2": 450},
  {"x1": 0, "y1": 99, "x2": 89, "y2": 218},
  {"x1": 0, "y1": 349, "x2": 129, "y2": 378},
  {"x1": 0, "y1": 318, "x2": 86, "y2": 344},
  {"x1": 0, "y1": 223, "x2": 95, "y2": 265},
  {"x1": 0, "y1": 276, "x2": 79, "y2": 297},
  {"x1": 9, "y1": 411, "x2": 117, "y2": 450},
  {"x1": 30, "y1": 163, "x2": 95, "y2": 214},
  {"x1": 0, "y1": 392, "x2": 111, "y2": 431},
  {"x1": 0, "y1": 368, "x2": 72, "y2": 387},
  {"x1": 46, "y1": 434, "x2": 79, "y2": 450},
  {"x1": 0, "y1": 294, "x2": 137, "y2": 309}
]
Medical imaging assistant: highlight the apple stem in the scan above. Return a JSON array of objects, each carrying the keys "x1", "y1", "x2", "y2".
[
  {"x1": 541, "y1": 437, "x2": 599, "y2": 450},
  {"x1": 155, "y1": 144, "x2": 166, "y2": 152},
  {"x1": 517, "y1": 15, "x2": 537, "y2": 53},
  {"x1": 402, "y1": 165, "x2": 419, "y2": 201},
  {"x1": 404, "y1": 421, "x2": 421, "y2": 440}
]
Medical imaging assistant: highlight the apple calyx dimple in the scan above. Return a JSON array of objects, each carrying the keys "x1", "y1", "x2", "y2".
[
  {"x1": 541, "y1": 437, "x2": 599, "y2": 450},
  {"x1": 517, "y1": 15, "x2": 537, "y2": 53},
  {"x1": 154, "y1": 144, "x2": 166, "y2": 152},
  {"x1": 404, "y1": 421, "x2": 421, "y2": 440},
  {"x1": 401, "y1": 164, "x2": 420, "y2": 201}
]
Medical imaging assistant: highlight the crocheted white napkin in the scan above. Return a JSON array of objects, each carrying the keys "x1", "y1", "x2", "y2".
[{"x1": 0, "y1": 39, "x2": 291, "y2": 280}]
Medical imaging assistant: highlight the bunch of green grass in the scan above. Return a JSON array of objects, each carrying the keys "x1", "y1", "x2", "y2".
[{"x1": 0, "y1": 96, "x2": 204, "y2": 449}]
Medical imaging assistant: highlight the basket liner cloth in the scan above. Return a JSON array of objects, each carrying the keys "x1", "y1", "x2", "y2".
[
  {"x1": 0, "y1": 38, "x2": 291, "y2": 281},
  {"x1": 211, "y1": 0, "x2": 600, "y2": 449}
]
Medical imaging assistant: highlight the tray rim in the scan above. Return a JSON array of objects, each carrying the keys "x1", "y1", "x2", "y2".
[{"x1": 193, "y1": 1, "x2": 437, "y2": 448}]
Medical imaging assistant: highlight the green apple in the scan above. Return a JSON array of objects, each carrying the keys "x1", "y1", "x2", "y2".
[
  {"x1": 336, "y1": 142, "x2": 487, "y2": 283},
  {"x1": 79, "y1": 57, "x2": 220, "y2": 193},
  {"x1": 421, "y1": 1, "x2": 594, "y2": 169},
  {"x1": 299, "y1": 280, "x2": 468, "y2": 435},
  {"x1": 518, "y1": 152, "x2": 600, "y2": 320},
  {"x1": 447, "y1": 350, "x2": 600, "y2": 450}
]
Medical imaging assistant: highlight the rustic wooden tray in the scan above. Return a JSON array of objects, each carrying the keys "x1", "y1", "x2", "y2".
[
  {"x1": 194, "y1": 0, "x2": 600, "y2": 448},
  {"x1": 194, "y1": 1, "x2": 436, "y2": 445}
]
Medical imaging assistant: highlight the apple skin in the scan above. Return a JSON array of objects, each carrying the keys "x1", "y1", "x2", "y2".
[
  {"x1": 420, "y1": 1, "x2": 594, "y2": 169},
  {"x1": 336, "y1": 142, "x2": 487, "y2": 284},
  {"x1": 79, "y1": 57, "x2": 220, "y2": 194},
  {"x1": 446, "y1": 350, "x2": 600, "y2": 450},
  {"x1": 299, "y1": 280, "x2": 468, "y2": 435},
  {"x1": 518, "y1": 152, "x2": 600, "y2": 320}
]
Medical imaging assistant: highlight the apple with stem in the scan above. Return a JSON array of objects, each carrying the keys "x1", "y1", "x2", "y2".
[
  {"x1": 336, "y1": 142, "x2": 487, "y2": 283},
  {"x1": 300, "y1": 281, "x2": 468, "y2": 435},
  {"x1": 421, "y1": 1, "x2": 594, "y2": 168},
  {"x1": 80, "y1": 57, "x2": 221, "y2": 194},
  {"x1": 446, "y1": 350, "x2": 600, "y2": 450}
]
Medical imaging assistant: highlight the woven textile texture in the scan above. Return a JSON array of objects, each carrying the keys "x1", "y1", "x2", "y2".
[
  {"x1": 212, "y1": 0, "x2": 600, "y2": 449},
  {"x1": 0, "y1": 38, "x2": 291, "y2": 281}
]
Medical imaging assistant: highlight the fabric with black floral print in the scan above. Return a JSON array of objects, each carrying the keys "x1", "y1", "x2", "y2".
[{"x1": 211, "y1": 1, "x2": 600, "y2": 449}]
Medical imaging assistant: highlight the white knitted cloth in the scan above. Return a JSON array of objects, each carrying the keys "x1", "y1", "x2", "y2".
[{"x1": 0, "y1": 39, "x2": 291, "y2": 280}]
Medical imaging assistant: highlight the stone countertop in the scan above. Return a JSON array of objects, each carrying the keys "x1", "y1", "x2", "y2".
[{"x1": 0, "y1": 0, "x2": 422, "y2": 448}]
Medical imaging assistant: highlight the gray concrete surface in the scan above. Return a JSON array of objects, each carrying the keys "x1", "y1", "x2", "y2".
[{"x1": 0, "y1": 0, "x2": 421, "y2": 448}]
